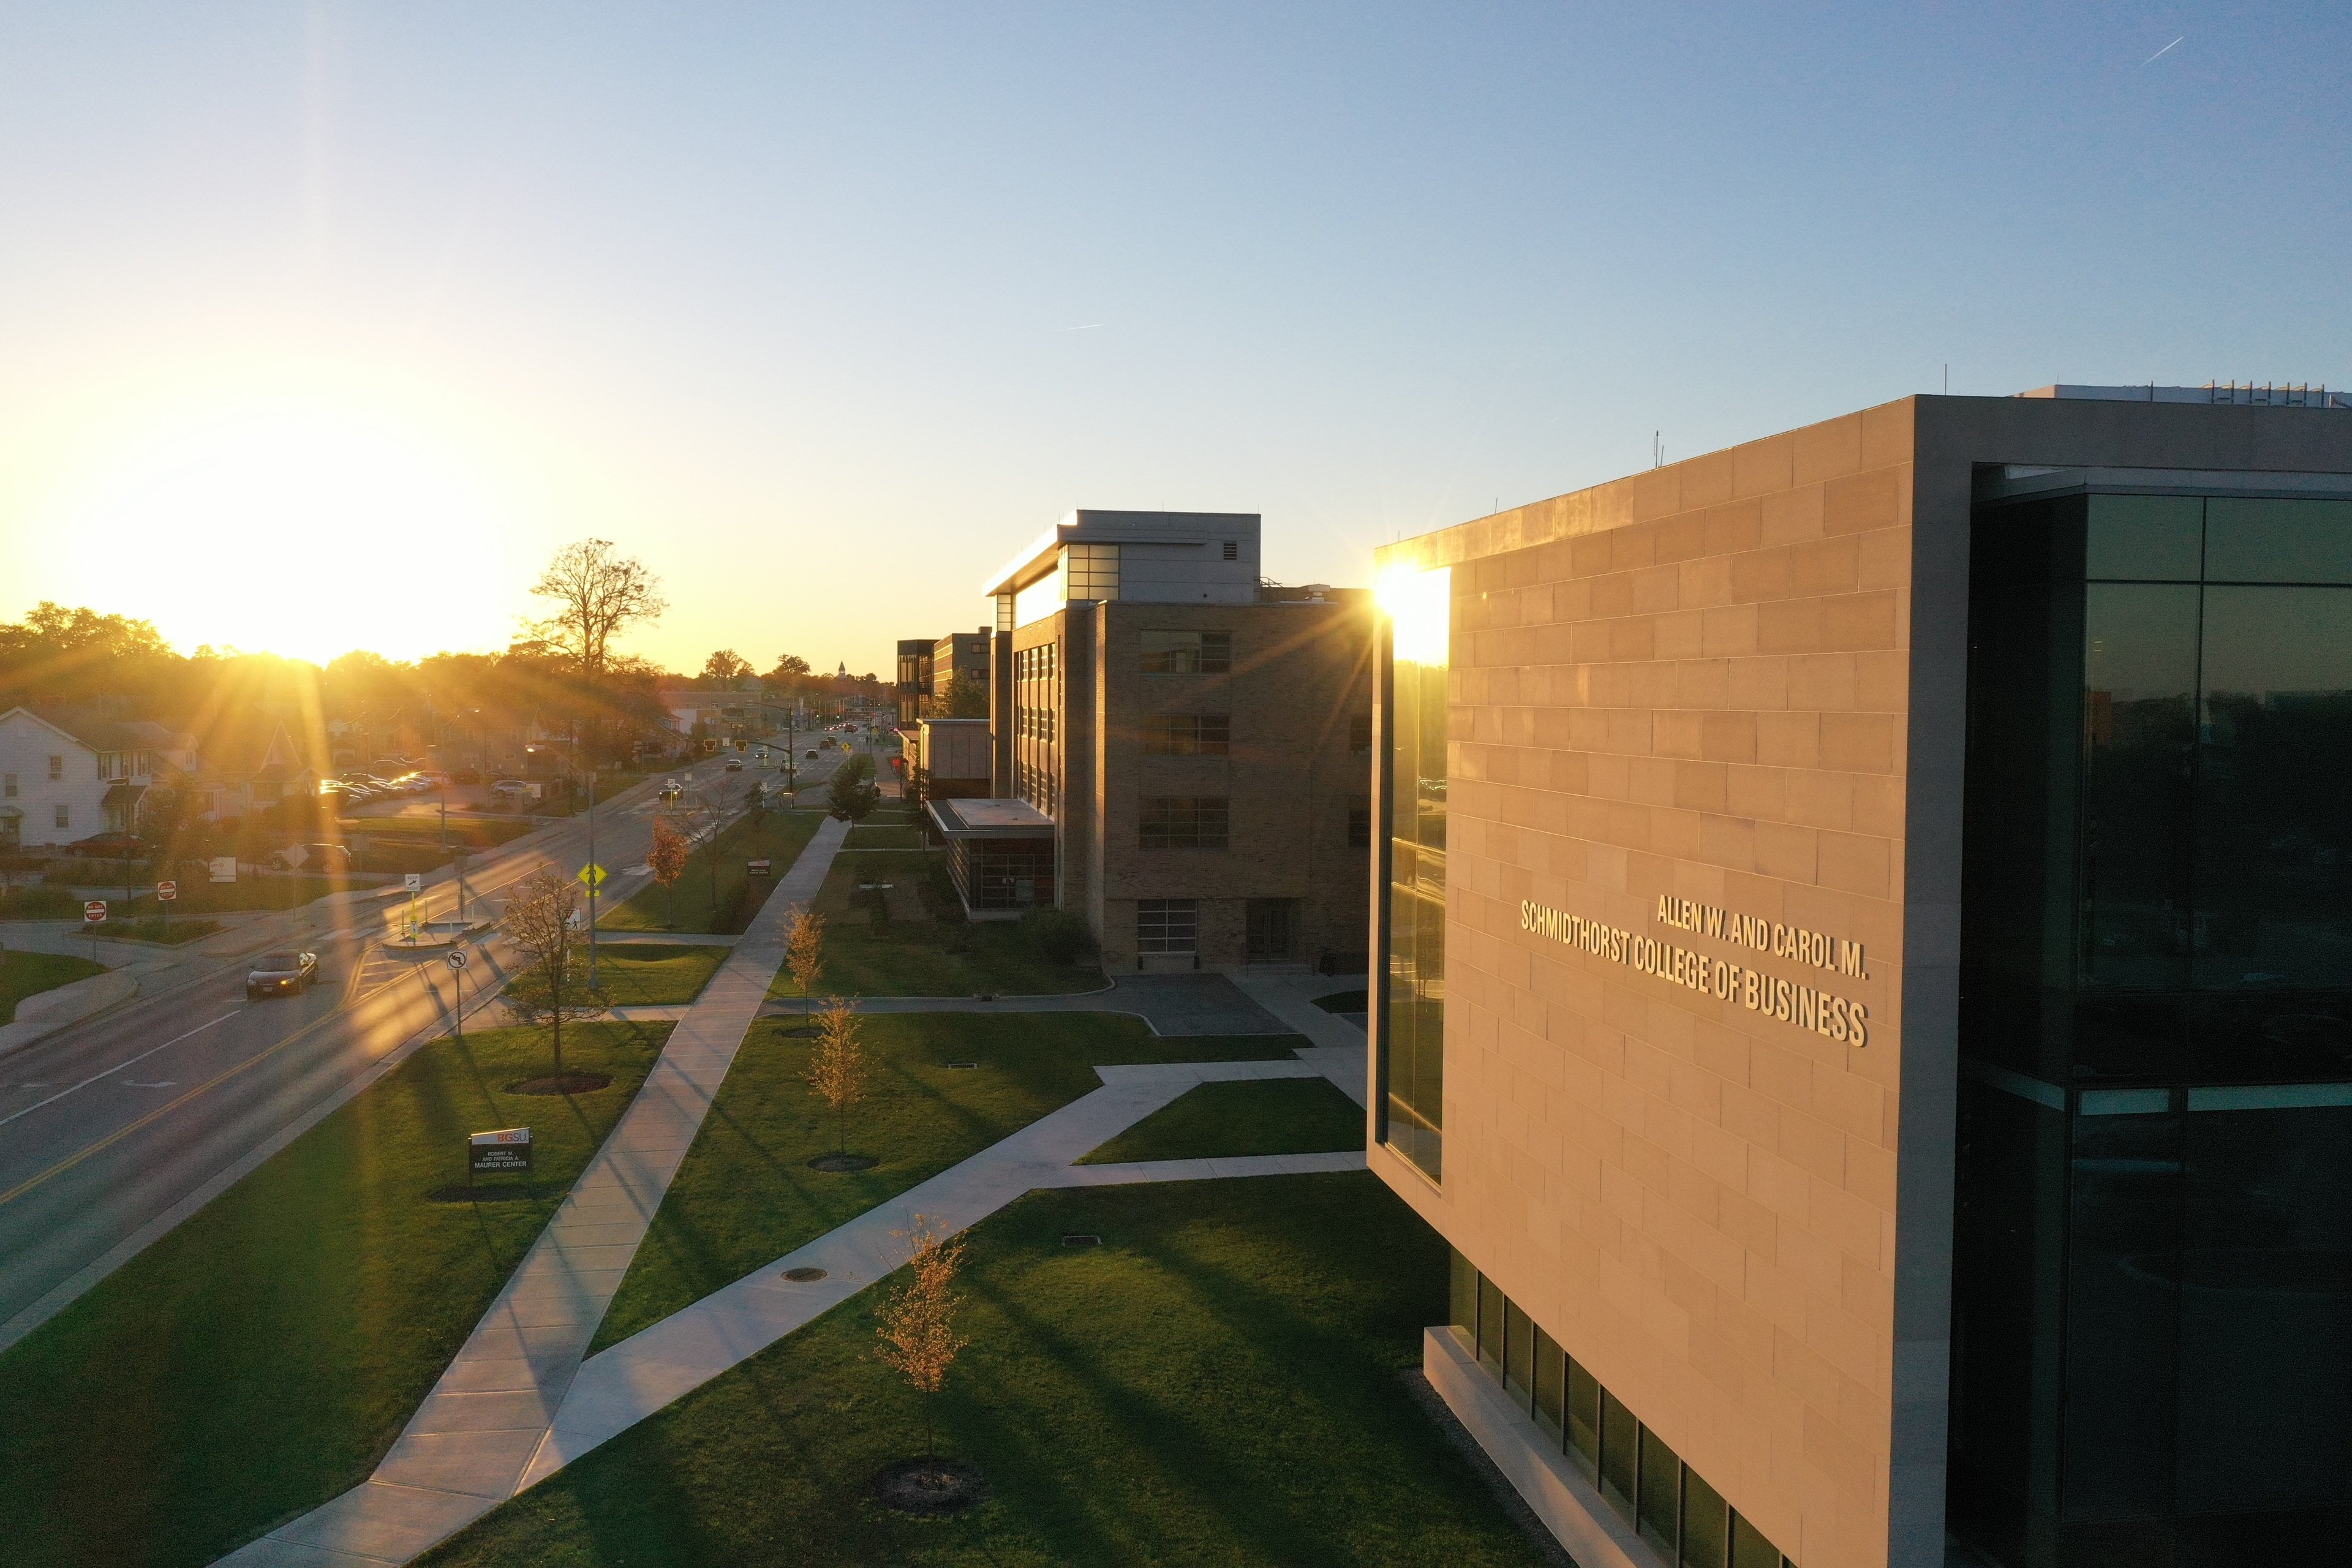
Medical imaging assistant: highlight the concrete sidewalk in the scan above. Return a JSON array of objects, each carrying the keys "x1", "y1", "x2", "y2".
[
  {"x1": 218, "y1": 814, "x2": 852, "y2": 1568},
  {"x1": 521, "y1": 1057, "x2": 1349, "y2": 1490}
]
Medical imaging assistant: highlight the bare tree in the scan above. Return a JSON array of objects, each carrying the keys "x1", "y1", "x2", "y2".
[
  {"x1": 875, "y1": 1216, "x2": 970, "y2": 1468},
  {"x1": 502, "y1": 867, "x2": 608, "y2": 1076},
  {"x1": 648, "y1": 816, "x2": 691, "y2": 929},
  {"x1": 527, "y1": 539, "x2": 667, "y2": 682},
  {"x1": 804, "y1": 995, "x2": 869, "y2": 1153},
  {"x1": 785, "y1": 909, "x2": 826, "y2": 1009},
  {"x1": 527, "y1": 539, "x2": 666, "y2": 768}
]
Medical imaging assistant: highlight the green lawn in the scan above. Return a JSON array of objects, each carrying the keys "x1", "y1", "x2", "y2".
[
  {"x1": 564, "y1": 943, "x2": 729, "y2": 1006},
  {"x1": 0, "y1": 1020, "x2": 673, "y2": 1568},
  {"x1": 1080, "y1": 1077, "x2": 1366, "y2": 1164},
  {"x1": 601, "y1": 809, "x2": 824, "y2": 934},
  {"x1": 587, "y1": 1012, "x2": 1303, "y2": 1352},
  {"x1": 765, "y1": 849, "x2": 1101, "y2": 998},
  {"x1": 0, "y1": 950, "x2": 106, "y2": 1023},
  {"x1": 89, "y1": 875, "x2": 369, "y2": 917},
  {"x1": 110, "y1": 916, "x2": 227, "y2": 946},
  {"x1": 421, "y1": 1175, "x2": 1547, "y2": 1568},
  {"x1": 341, "y1": 816, "x2": 539, "y2": 849},
  {"x1": 844, "y1": 824, "x2": 925, "y2": 850}
]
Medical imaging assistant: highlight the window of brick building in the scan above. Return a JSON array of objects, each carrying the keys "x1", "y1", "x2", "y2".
[
  {"x1": 1140, "y1": 630, "x2": 1232, "y2": 674},
  {"x1": 1140, "y1": 714, "x2": 1231, "y2": 756},
  {"x1": 1139, "y1": 796, "x2": 1228, "y2": 850},
  {"x1": 1136, "y1": 899, "x2": 1198, "y2": 954}
]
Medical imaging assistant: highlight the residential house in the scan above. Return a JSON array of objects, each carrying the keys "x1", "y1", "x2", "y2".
[{"x1": 0, "y1": 706, "x2": 196, "y2": 848}]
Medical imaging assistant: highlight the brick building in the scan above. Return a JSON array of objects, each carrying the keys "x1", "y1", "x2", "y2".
[{"x1": 934, "y1": 509, "x2": 1376, "y2": 970}]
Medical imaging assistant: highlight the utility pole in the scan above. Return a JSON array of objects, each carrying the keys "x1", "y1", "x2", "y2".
[{"x1": 586, "y1": 762, "x2": 600, "y2": 990}]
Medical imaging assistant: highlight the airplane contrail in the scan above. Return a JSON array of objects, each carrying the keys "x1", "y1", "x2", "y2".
[{"x1": 2143, "y1": 36, "x2": 2183, "y2": 65}]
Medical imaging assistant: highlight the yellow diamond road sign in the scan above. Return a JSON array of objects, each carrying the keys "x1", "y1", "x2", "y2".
[{"x1": 577, "y1": 862, "x2": 607, "y2": 889}]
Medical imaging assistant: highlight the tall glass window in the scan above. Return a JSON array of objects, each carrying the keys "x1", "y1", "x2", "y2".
[
  {"x1": 1957, "y1": 485, "x2": 2352, "y2": 1567},
  {"x1": 1381, "y1": 565, "x2": 1450, "y2": 1181}
]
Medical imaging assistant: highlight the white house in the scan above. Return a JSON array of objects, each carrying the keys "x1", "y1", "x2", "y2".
[{"x1": 0, "y1": 707, "x2": 194, "y2": 850}]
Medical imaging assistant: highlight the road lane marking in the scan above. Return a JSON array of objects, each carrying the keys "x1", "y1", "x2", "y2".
[{"x1": 0, "y1": 1012, "x2": 237, "y2": 1131}]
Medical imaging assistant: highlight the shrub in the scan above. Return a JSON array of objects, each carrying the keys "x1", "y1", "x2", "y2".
[
  {"x1": 0, "y1": 886, "x2": 82, "y2": 919},
  {"x1": 1021, "y1": 905, "x2": 1091, "y2": 965}
]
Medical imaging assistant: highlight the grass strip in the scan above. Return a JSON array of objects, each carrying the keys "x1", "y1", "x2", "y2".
[
  {"x1": 569, "y1": 943, "x2": 732, "y2": 1006},
  {"x1": 421, "y1": 1174, "x2": 1548, "y2": 1568},
  {"x1": 587, "y1": 1012, "x2": 1301, "y2": 1351},
  {"x1": 0, "y1": 1020, "x2": 671, "y2": 1568},
  {"x1": 764, "y1": 848, "x2": 1099, "y2": 999},
  {"x1": 843, "y1": 824, "x2": 924, "y2": 850},
  {"x1": 1079, "y1": 1077, "x2": 1366, "y2": 1164},
  {"x1": 602, "y1": 809, "x2": 824, "y2": 934},
  {"x1": 0, "y1": 950, "x2": 106, "y2": 1023}
]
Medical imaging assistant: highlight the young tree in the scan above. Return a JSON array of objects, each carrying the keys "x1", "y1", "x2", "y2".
[
  {"x1": 648, "y1": 816, "x2": 691, "y2": 929},
  {"x1": 502, "y1": 867, "x2": 608, "y2": 1076},
  {"x1": 804, "y1": 996, "x2": 870, "y2": 1155},
  {"x1": 785, "y1": 909, "x2": 826, "y2": 1009},
  {"x1": 875, "y1": 1217, "x2": 970, "y2": 1468},
  {"x1": 827, "y1": 752, "x2": 881, "y2": 823}
]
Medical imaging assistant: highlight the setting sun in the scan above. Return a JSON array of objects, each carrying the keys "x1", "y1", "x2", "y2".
[{"x1": 17, "y1": 371, "x2": 540, "y2": 664}]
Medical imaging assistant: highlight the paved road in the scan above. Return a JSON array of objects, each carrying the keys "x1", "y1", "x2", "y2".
[{"x1": 0, "y1": 742, "x2": 847, "y2": 1340}]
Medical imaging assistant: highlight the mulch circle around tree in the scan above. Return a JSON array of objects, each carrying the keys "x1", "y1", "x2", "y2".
[
  {"x1": 806, "y1": 1153, "x2": 878, "y2": 1172},
  {"x1": 865, "y1": 1457, "x2": 988, "y2": 1516},
  {"x1": 782, "y1": 1266, "x2": 829, "y2": 1281},
  {"x1": 505, "y1": 1073, "x2": 612, "y2": 1095}
]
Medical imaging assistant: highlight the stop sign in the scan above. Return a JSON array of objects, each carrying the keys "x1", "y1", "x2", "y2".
[{"x1": 84, "y1": 900, "x2": 107, "y2": 923}]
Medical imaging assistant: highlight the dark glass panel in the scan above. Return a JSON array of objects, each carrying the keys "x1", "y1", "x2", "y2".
[
  {"x1": 1566, "y1": 1355, "x2": 1602, "y2": 1482},
  {"x1": 2071, "y1": 995, "x2": 2186, "y2": 1084},
  {"x1": 2087, "y1": 494, "x2": 2204, "y2": 581},
  {"x1": 1962, "y1": 496, "x2": 2086, "y2": 1081},
  {"x1": 1532, "y1": 1327, "x2": 1564, "y2": 1439},
  {"x1": 1729, "y1": 1512, "x2": 1783, "y2": 1568},
  {"x1": 1681, "y1": 1466, "x2": 1730, "y2": 1568},
  {"x1": 1949, "y1": 1080, "x2": 2069, "y2": 1532},
  {"x1": 1638, "y1": 1427, "x2": 1681, "y2": 1556},
  {"x1": 1600, "y1": 1388, "x2": 1638, "y2": 1521},
  {"x1": 1382, "y1": 575, "x2": 1449, "y2": 1179},
  {"x1": 2193, "y1": 587, "x2": 2352, "y2": 992},
  {"x1": 1502, "y1": 1299, "x2": 1534, "y2": 1409},
  {"x1": 1449, "y1": 1250, "x2": 1477, "y2": 1338},
  {"x1": 2203, "y1": 498, "x2": 2352, "y2": 584},
  {"x1": 1476, "y1": 1276, "x2": 1504, "y2": 1374},
  {"x1": 2185, "y1": 992, "x2": 2352, "y2": 1084},
  {"x1": 2080, "y1": 584, "x2": 2198, "y2": 993},
  {"x1": 2175, "y1": 1104, "x2": 2352, "y2": 1517},
  {"x1": 2060, "y1": 1107, "x2": 2182, "y2": 1520}
]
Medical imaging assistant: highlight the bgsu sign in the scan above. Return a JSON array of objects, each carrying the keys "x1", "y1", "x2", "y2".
[{"x1": 469, "y1": 1126, "x2": 533, "y2": 1173}]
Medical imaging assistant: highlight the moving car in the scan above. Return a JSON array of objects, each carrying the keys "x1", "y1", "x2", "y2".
[
  {"x1": 247, "y1": 949, "x2": 320, "y2": 998},
  {"x1": 723, "y1": 758, "x2": 743, "y2": 771}
]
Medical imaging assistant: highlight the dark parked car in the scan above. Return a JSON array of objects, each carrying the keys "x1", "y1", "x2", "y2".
[
  {"x1": 247, "y1": 949, "x2": 320, "y2": 998},
  {"x1": 66, "y1": 832, "x2": 145, "y2": 858}
]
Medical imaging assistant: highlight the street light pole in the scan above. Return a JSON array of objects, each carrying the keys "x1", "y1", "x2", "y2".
[{"x1": 586, "y1": 761, "x2": 599, "y2": 990}]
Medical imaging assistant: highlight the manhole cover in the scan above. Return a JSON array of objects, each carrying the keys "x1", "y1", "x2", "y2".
[
  {"x1": 782, "y1": 1266, "x2": 829, "y2": 1282},
  {"x1": 1061, "y1": 1233, "x2": 1102, "y2": 1248}
]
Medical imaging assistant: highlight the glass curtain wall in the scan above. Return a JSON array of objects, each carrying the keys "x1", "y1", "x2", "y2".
[
  {"x1": 1954, "y1": 491, "x2": 2352, "y2": 1568},
  {"x1": 1381, "y1": 565, "x2": 1450, "y2": 1180}
]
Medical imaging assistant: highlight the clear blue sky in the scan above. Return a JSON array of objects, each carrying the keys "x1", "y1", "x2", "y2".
[{"x1": 2, "y1": 2, "x2": 2345, "y2": 674}]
